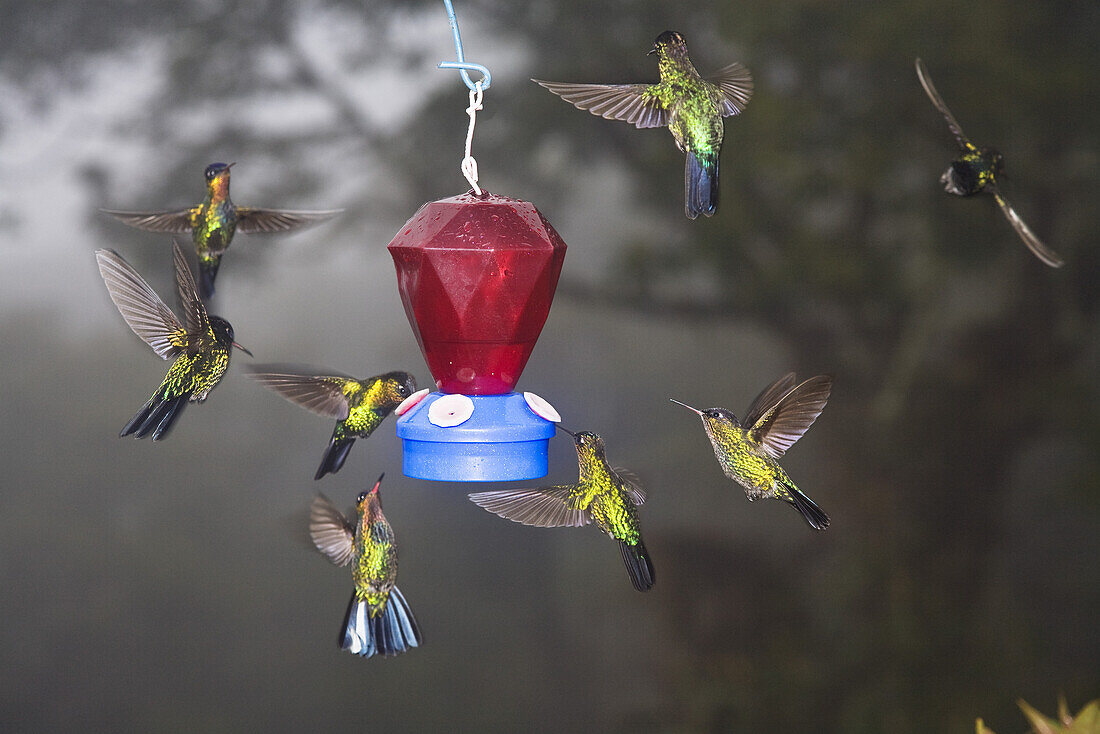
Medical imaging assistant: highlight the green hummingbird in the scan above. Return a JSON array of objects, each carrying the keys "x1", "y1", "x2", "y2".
[
  {"x1": 469, "y1": 428, "x2": 655, "y2": 592},
  {"x1": 246, "y1": 367, "x2": 416, "y2": 479},
  {"x1": 671, "y1": 373, "x2": 832, "y2": 530},
  {"x1": 310, "y1": 474, "x2": 422, "y2": 658},
  {"x1": 96, "y1": 240, "x2": 252, "y2": 440},
  {"x1": 534, "y1": 30, "x2": 753, "y2": 219},
  {"x1": 102, "y1": 162, "x2": 343, "y2": 298},
  {"x1": 915, "y1": 58, "x2": 1064, "y2": 268}
]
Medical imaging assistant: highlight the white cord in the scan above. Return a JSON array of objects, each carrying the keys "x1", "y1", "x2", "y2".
[{"x1": 461, "y1": 80, "x2": 483, "y2": 194}]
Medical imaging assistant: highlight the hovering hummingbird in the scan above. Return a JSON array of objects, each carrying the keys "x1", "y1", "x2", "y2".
[
  {"x1": 914, "y1": 58, "x2": 1064, "y2": 268},
  {"x1": 95, "y1": 240, "x2": 252, "y2": 440},
  {"x1": 671, "y1": 373, "x2": 832, "y2": 530},
  {"x1": 534, "y1": 30, "x2": 753, "y2": 219},
  {"x1": 246, "y1": 367, "x2": 416, "y2": 480},
  {"x1": 102, "y1": 162, "x2": 343, "y2": 297},
  {"x1": 309, "y1": 474, "x2": 422, "y2": 658},
  {"x1": 469, "y1": 428, "x2": 655, "y2": 592}
]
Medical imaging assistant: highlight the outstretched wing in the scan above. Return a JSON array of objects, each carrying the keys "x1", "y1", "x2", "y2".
[
  {"x1": 245, "y1": 366, "x2": 355, "y2": 420},
  {"x1": 100, "y1": 208, "x2": 197, "y2": 234},
  {"x1": 234, "y1": 207, "x2": 342, "y2": 234},
  {"x1": 914, "y1": 58, "x2": 972, "y2": 151},
  {"x1": 171, "y1": 240, "x2": 209, "y2": 336},
  {"x1": 706, "y1": 61, "x2": 754, "y2": 116},
  {"x1": 533, "y1": 79, "x2": 668, "y2": 129},
  {"x1": 748, "y1": 375, "x2": 833, "y2": 459},
  {"x1": 743, "y1": 372, "x2": 798, "y2": 429},
  {"x1": 613, "y1": 467, "x2": 648, "y2": 506},
  {"x1": 992, "y1": 192, "x2": 1065, "y2": 268},
  {"x1": 468, "y1": 486, "x2": 591, "y2": 528},
  {"x1": 309, "y1": 494, "x2": 355, "y2": 566},
  {"x1": 95, "y1": 248, "x2": 186, "y2": 360}
]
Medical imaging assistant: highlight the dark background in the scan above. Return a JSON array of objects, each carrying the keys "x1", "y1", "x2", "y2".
[{"x1": 1, "y1": 1, "x2": 1097, "y2": 732}]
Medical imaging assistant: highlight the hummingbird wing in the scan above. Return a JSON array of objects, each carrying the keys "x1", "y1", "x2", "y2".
[
  {"x1": 467, "y1": 486, "x2": 591, "y2": 528},
  {"x1": 100, "y1": 207, "x2": 197, "y2": 234},
  {"x1": 742, "y1": 372, "x2": 798, "y2": 429},
  {"x1": 992, "y1": 191, "x2": 1065, "y2": 268},
  {"x1": 613, "y1": 467, "x2": 648, "y2": 506},
  {"x1": 95, "y1": 248, "x2": 187, "y2": 360},
  {"x1": 748, "y1": 375, "x2": 832, "y2": 460},
  {"x1": 171, "y1": 240, "x2": 210, "y2": 337},
  {"x1": 234, "y1": 207, "x2": 343, "y2": 234},
  {"x1": 914, "y1": 58, "x2": 972, "y2": 151},
  {"x1": 245, "y1": 366, "x2": 355, "y2": 420},
  {"x1": 532, "y1": 79, "x2": 668, "y2": 129},
  {"x1": 705, "y1": 61, "x2": 754, "y2": 116},
  {"x1": 309, "y1": 494, "x2": 355, "y2": 566}
]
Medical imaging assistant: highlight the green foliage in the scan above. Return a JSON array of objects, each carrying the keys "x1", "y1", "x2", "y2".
[{"x1": 979, "y1": 698, "x2": 1100, "y2": 734}]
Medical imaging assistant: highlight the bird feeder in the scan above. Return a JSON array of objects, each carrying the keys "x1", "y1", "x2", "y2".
[{"x1": 388, "y1": 190, "x2": 567, "y2": 481}]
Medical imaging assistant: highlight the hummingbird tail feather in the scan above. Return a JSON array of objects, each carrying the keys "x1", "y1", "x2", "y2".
[
  {"x1": 340, "y1": 593, "x2": 376, "y2": 657},
  {"x1": 941, "y1": 162, "x2": 974, "y2": 196},
  {"x1": 315, "y1": 436, "x2": 356, "y2": 480},
  {"x1": 685, "y1": 152, "x2": 718, "y2": 219},
  {"x1": 120, "y1": 398, "x2": 156, "y2": 438},
  {"x1": 376, "y1": 587, "x2": 422, "y2": 656},
  {"x1": 619, "y1": 539, "x2": 655, "y2": 592},
  {"x1": 785, "y1": 482, "x2": 830, "y2": 530},
  {"x1": 198, "y1": 258, "x2": 220, "y2": 299},
  {"x1": 120, "y1": 394, "x2": 188, "y2": 440},
  {"x1": 340, "y1": 589, "x2": 421, "y2": 658}
]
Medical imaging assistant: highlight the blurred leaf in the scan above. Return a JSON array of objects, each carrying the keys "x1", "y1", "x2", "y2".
[
  {"x1": 1021, "y1": 698, "x2": 1065, "y2": 734},
  {"x1": 1065, "y1": 702, "x2": 1100, "y2": 734},
  {"x1": 1004, "y1": 698, "x2": 1100, "y2": 734}
]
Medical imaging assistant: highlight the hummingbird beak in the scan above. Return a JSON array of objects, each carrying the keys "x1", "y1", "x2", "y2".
[
  {"x1": 556, "y1": 424, "x2": 577, "y2": 438},
  {"x1": 369, "y1": 472, "x2": 384, "y2": 495},
  {"x1": 669, "y1": 398, "x2": 703, "y2": 416},
  {"x1": 647, "y1": 45, "x2": 658, "y2": 56},
  {"x1": 225, "y1": 162, "x2": 236, "y2": 171},
  {"x1": 232, "y1": 341, "x2": 253, "y2": 357}
]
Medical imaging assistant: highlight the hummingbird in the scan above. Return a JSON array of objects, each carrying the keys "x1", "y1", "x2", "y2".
[
  {"x1": 914, "y1": 58, "x2": 1064, "y2": 268},
  {"x1": 102, "y1": 162, "x2": 344, "y2": 297},
  {"x1": 534, "y1": 30, "x2": 753, "y2": 219},
  {"x1": 309, "y1": 474, "x2": 422, "y2": 658},
  {"x1": 671, "y1": 373, "x2": 832, "y2": 530},
  {"x1": 95, "y1": 240, "x2": 252, "y2": 440},
  {"x1": 246, "y1": 367, "x2": 416, "y2": 479},
  {"x1": 469, "y1": 428, "x2": 655, "y2": 592}
]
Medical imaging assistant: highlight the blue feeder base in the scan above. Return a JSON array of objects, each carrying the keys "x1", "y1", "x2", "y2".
[{"x1": 395, "y1": 392, "x2": 556, "y2": 482}]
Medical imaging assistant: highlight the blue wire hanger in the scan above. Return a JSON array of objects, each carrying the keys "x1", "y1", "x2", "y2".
[{"x1": 438, "y1": 0, "x2": 492, "y2": 91}]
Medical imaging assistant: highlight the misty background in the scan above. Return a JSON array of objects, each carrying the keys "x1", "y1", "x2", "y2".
[{"x1": 1, "y1": 1, "x2": 1097, "y2": 731}]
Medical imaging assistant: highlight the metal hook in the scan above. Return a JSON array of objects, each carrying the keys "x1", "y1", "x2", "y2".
[{"x1": 438, "y1": 0, "x2": 492, "y2": 91}]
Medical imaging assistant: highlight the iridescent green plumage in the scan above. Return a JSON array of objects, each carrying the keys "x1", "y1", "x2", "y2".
[
  {"x1": 469, "y1": 430, "x2": 655, "y2": 592},
  {"x1": 915, "y1": 58, "x2": 1064, "y2": 267},
  {"x1": 310, "y1": 475, "x2": 422, "y2": 658},
  {"x1": 247, "y1": 367, "x2": 416, "y2": 479},
  {"x1": 102, "y1": 162, "x2": 343, "y2": 297},
  {"x1": 534, "y1": 30, "x2": 752, "y2": 218},
  {"x1": 672, "y1": 373, "x2": 832, "y2": 530},
  {"x1": 95, "y1": 240, "x2": 250, "y2": 440}
]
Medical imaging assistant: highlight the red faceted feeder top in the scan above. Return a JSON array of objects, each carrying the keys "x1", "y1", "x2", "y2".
[{"x1": 388, "y1": 191, "x2": 567, "y2": 395}]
